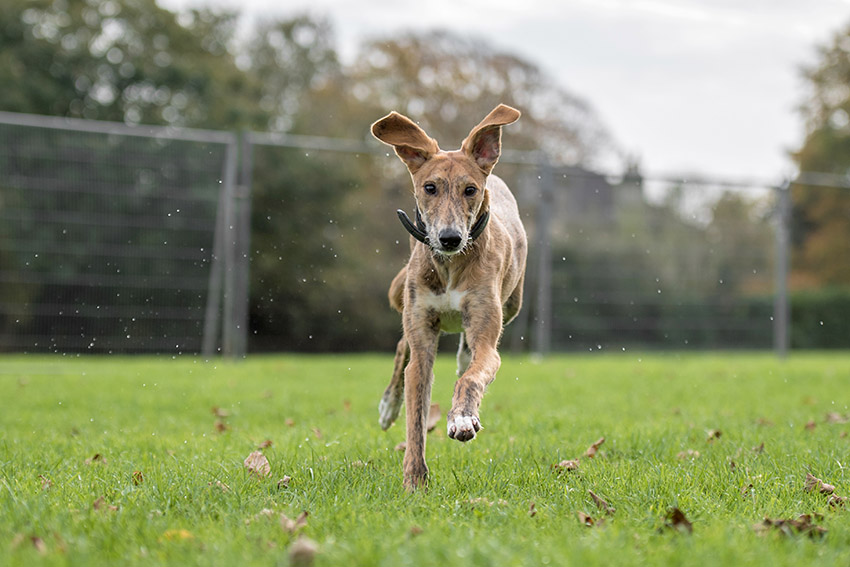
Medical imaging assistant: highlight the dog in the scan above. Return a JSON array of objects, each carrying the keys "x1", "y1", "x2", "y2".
[{"x1": 370, "y1": 104, "x2": 527, "y2": 490}]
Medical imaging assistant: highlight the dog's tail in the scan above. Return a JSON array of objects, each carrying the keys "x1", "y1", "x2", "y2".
[{"x1": 388, "y1": 266, "x2": 406, "y2": 313}]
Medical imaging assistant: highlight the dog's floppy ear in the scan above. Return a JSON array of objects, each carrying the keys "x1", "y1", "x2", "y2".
[
  {"x1": 461, "y1": 104, "x2": 521, "y2": 175},
  {"x1": 371, "y1": 112, "x2": 439, "y2": 174}
]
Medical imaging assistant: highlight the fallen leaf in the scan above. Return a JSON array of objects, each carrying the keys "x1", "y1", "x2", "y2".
[
  {"x1": 214, "y1": 419, "x2": 229, "y2": 433},
  {"x1": 828, "y1": 494, "x2": 847, "y2": 508},
  {"x1": 528, "y1": 502, "x2": 537, "y2": 517},
  {"x1": 825, "y1": 412, "x2": 849, "y2": 424},
  {"x1": 30, "y1": 536, "x2": 48, "y2": 555},
  {"x1": 728, "y1": 458, "x2": 737, "y2": 471},
  {"x1": 211, "y1": 406, "x2": 230, "y2": 418},
  {"x1": 805, "y1": 420, "x2": 817, "y2": 431},
  {"x1": 93, "y1": 497, "x2": 118, "y2": 512},
  {"x1": 677, "y1": 450, "x2": 700, "y2": 460},
  {"x1": 754, "y1": 515, "x2": 827, "y2": 538},
  {"x1": 805, "y1": 473, "x2": 835, "y2": 494},
  {"x1": 741, "y1": 483, "x2": 754, "y2": 497},
  {"x1": 343, "y1": 399, "x2": 352, "y2": 412},
  {"x1": 288, "y1": 536, "x2": 319, "y2": 567},
  {"x1": 553, "y1": 459, "x2": 580, "y2": 473},
  {"x1": 312, "y1": 427, "x2": 323, "y2": 439},
  {"x1": 394, "y1": 441, "x2": 407, "y2": 452},
  {"x1": 285, "y1": 418, "x2": 296, "y2": 427},
  {"x1": 584, "y1": 437, "x2": 605, "y2": 459},
  {"x1": 663, "y1": 507, "x2": 693, "y2": 534},
  {"x1": 132, "y1": 471, "x2": 144, "y2": 485},
  {"x1": 258, "y1": 439, "x2": 273, "y2": 449},
  {"x1": 577, "y1": 511, "x2": 602, "y2": 527},
  {"x1": 84, "y1": 453, "x2": 106, "y2": 466},
  {"x1": 426, "y1": 403, "x2": 441, "y2": 433},
  {"x1": 244, "y1": 451, "x2": 271, "y2": 478},
  {"x1": 38, "y1": 475, "x2": 52, "y2": 491},
  {"x1": 706, "y1": 429, "x2": 722, "y2": 443},
  {"x1": 278, "y1": 476, "x2": 291, "y2": 490},
  {"x1": 588, "y1": 490, "x2": 615, "y2": 515},
  {"x1": 756, "y1": 417, "x2": 774, "y2": 426},
  {"x1": 161, "y1": 529, "x2": 194, "y2": 542},
  {"x1": 210, "y1": 480, "x2": 231, "y2": 492},
  {"x1": 752, "y1": 442, "x2": 765, "y2": 454},
  {"x1": 281, "y1": 511, "x2": 309, "y2": 534},
  {"x1": 409, "y1": 525, "x2": 423, "y2": 536}
]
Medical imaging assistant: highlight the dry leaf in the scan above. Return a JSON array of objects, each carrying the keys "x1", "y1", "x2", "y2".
[
  {"x1": 211, "y1": 406, "x2": 230, "y2": 418},
  {"x1": 280, "y1": 511, "x2": 309, "y2": 534},
  {"x1": 343, "y1": 399, "x2": 352, "y2": 412},
  {"x1": 728, "y1": 458, "x2": 737, "y2": 471},
  {"x1": 588, "y1": 490, "x2": 615, "y2": 515},
  {"x1": 288, "y1": 536, "x2": 319, "y2": 567},
  {"x1": 677, "y1": 450, "x2": 701, "y2": 460},
  {"x1": 38, "y1": 475, "x2": 52, "y2": 491},
  {"x1": 577, "y1": 511, "x2": 602, "y2": 527},
  {"x1": 741, "y1": 483, "x2": 754, "y2": 497},
  {"x1": 258, "y1": 439, "x2": 273, "y2": 449},
  {"x1": 312, "y1": 427, "x2": 323, "y2": 439},
  {"x1": 285, "y1": 418, "x2": 296, "y2": 427},
  {"x1": 828, "y1": 494, "x2": 847, "y2": 508},
  {"x1": 214, "y1": 419, "x2": 229, "y2": 433},
  {"x1": 409, "y1": 525, "x2": 424, "y2": 536},
  {"x1": 752, "y1": 442, "x2": 765, "y2": 454},
  {"x1": 30, "y1": 536, "x2": 48, "y2": 555},
  {"x1": 756, "y1": 417, "x2": 774, "y2": 426},
  {"x1": 210, "y1": 480, "x2": 231, "y2": 492},
  {"x1": 394, "y1": 441, "x2": 407, "y2": 452},
  {"x1": 553, "y1": 459, "x2": 580, "y2": 473},
  {"x1": 805, "y1": 473, "x2": 835, "y2": 494},
  {"x1": 584, "y1": 437, "x2": 605, "y2": 459},
  {"x1": 663, "y1": 507, "x2": 693, "y2": 533},
  {"x1": 132, "y1": 471, "x2": 144, "y2": 485},
  {"x1": 84, "y1": 453, "x2": 106, "y2": 466},
  {"x1": 426, "y1": 403, "x2": 441, "y2": 433},
  {"x1": 528, "y1": 502, "x2": 537, "y2": 517},
  {"x1": 805, "y1": 420, "x2": 817, "y2": 431},
  {"x1": 825, "y1": 412, "x2": 849, "y2": 424},
  {"x1": 278, "y1": 476, "x2": 291, "y2": 490},
  {"x1": 754, "y1": 515, "x2": 827, "y2": 538},
  {"x1": 244, "y1": 451, "x2": 271, "y2": 478},
  {"x1": 706, "y1": 429, "x2": 722, "y2": 443},
  {"x1": 161, "y1": 529, "x2": 194, "y2": 541},
  {"x1": 93, "y1": 497, "x2": 118, "y2": 512}
]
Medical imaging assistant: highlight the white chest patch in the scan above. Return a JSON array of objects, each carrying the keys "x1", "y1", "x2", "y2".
[{"x1": 421, "y1": 289, "x2": 466, "y2": 333}]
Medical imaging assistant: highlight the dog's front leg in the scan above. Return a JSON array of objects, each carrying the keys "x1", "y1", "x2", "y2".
[
  {"x1": 402, "y1": 308, "x2": 440, "y2": 490},
  {"x1": 447, "y1": 297, "x2": 503, "y2": 442}
]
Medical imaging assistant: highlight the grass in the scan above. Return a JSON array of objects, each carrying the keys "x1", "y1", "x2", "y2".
[{"x1": 1, "y1": 352, "x2": 849, "y2": 566}]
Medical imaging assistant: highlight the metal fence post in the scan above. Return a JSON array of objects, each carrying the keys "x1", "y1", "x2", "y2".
[
  {"x1": 773, "y1": 180, "x2": 791, "y2": 358},
  {"x1": 532, "y1": 155, "x2": 554, "y2": 357},
  {"x1": 231, "y1": 133, "x2": 254, "y2": 359}
]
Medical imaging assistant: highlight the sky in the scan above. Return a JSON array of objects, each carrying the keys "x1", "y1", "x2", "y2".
[{"x1": 161, "y1": 0, "x2": 850, "y2": 182}]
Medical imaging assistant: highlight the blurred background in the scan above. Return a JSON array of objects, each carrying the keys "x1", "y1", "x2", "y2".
[{"x1": 1, "y1": 0, "x2": 849, "y2": 356}]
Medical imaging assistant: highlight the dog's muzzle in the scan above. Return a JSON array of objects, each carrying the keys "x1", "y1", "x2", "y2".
[{"x1": 397, "y1": 207, "x2": 490, "y2": 250}]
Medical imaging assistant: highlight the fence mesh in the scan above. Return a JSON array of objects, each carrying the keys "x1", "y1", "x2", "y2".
[{"x1": 0, "y1": 114, "x2": 233, "y2": 353}]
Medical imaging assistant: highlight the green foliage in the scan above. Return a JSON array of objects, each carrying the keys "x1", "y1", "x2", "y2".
[
  {"x1": 1, "y1": 353, "x2": 850, "y2": 566},
  {"x1": 791, "y1": 288, "x2": 850, "y2": 348}
]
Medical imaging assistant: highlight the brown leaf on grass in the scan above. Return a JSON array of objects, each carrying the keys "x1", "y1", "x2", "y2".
[
  {"x1": 408, "y1": 525, "x2": 424, "y2": 537},
  {"x1": 312, "y1": 427, "x2": 323, "y2": 439},
  {"x1": 828, "y1": 494, "x2": 847, "y2": 508},
  {"x1": 426, "y1": 403, "x2": 441, "y2": 433},
  {"x1": 38, "y1": 475, "x2": 52, "y2": 491},
  {"x1": 756, "y1": 417, "x2": 774, "y2": 427},
  {"x1": 528, "y1": 502, "x2": 537, "y2": 517},
  {"x1": 752, "y1": 442, "x2": 765, "y2": 454},
  {"x1": 588, "y1": 490, "x2": 615, "y2": 515},
  {"x1": 841, "y1": 431, "x2": 848, "y2": 439},
  {"x1": 30, "y1": 536, "x2": 48, "y2": 555},
  {"x1": 161, "y1": 529, "x2": 194, "y2": 541},
  {"x1": 258, "y1": 439, "x2": 273, "y2": 449},
  {"x1": 244, "y1": 451, "x2": 271, "y2": 478},
  {"x1": 662, "y1": 507, "x2": 693, "y2": 534},
  {"x1": 584, "y1": 437, "x2": 605, "y2": 459},
  {"x1": 288, "y1": 536, "x2": 319, "y2": 567},
  {"x1": 394, "y1": 441, "x2": 407, "y2": 452},
  {"x1": 728, "y1": 458, "x2": 737, "y2": 471},
  {"x1": 132, "y1": 471, "x2": 145, "y2": 485},
  {"x1": 805, "y1": 473, "x2": 835, "y2": 494},
  {"x1": 92, "y1": 497, "x2": 118, "y2": 512},
  {"x1": 552, "y1": 459, "x2": 580, "y2": 473},
  {"x1": 754, "y1": 515, "x2": 827, "y2": 539},
  {"x1": 343, "y1": 399, "x2": 352, "y2": 412},
  {"x1": 210, "y1": 480, "x2": 231, "y2": 492},
  {"x1": 84, "y1": 453, "x2": 106, "y2": 466},
  {"x1": 741, "y1": 483, "x2": 754, "y2": 497},
  {"x1": 214, "y1": 419, "x2": 229, "y2": 433},
  {"x1": 825, "y1": 412, "x2": 849, "y2": 424},
  {"x1": 285, "y1": 418, "x2": 296, "y2": 427},
  {"x1": 805, "y1": 420, "x2": 817, "y2": 431},
  {"x1": 677, "y1": 450, "x2": 701, "y2": 460},
  {"x1": 211, "y1": 406, "x2": 230, "y2": 418},
  {"x1": 278, "y1": 476, "x2": 291, "y2": 490},
  {"x1": 706, "y1": 429, "x2": 722, "y2": 443},
  {"x1": 281, "y1": 511, "x2": 309, "y2": 534},
  {"x1": 577, "y1": 511, "x2": 603, "y2": 527}
]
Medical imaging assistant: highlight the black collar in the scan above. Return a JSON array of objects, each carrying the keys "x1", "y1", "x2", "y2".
[{"x1": 396, "y1": 207, "x2": 490, "y2": 246}]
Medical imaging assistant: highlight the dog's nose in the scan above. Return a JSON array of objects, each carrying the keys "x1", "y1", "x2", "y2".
[{"x1": 438, "y1": 229, "x2": 463, "y2": 251}]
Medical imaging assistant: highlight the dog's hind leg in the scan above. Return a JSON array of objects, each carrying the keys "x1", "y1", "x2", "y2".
[
  {"x1": 456, "y1": 333, "x2": 472, "y2": 377},
  {"x1": 379, "y1": 336, "x2": 408, "y2": 430}
]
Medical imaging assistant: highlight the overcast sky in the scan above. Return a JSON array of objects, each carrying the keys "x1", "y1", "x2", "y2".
[{"x1": 162, "y1": 0, "x2": 850, "y2": 182}]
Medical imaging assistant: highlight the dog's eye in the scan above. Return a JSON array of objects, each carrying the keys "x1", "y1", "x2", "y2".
[
  {"x1": 424, "y1": 183, "x2": 437, "y2": 195},
  {"x1": 464, "y1": 186, "x2": 477, "y2": 197}
]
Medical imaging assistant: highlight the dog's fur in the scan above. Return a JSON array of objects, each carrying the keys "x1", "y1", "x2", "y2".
[{"x1": 371, "y1": 104, "x2": 527, "y2": 490}]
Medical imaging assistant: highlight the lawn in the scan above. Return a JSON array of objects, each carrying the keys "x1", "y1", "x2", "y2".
[{"x1": 1, "y1": 352, "x2": 849, "y2": 566}]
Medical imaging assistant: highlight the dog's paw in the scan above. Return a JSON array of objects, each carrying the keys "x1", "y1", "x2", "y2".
[
  {"x1": 378, "y1": 392, "x2": 402, "y2": 430},
  {"x1": 447, "y1": 414, "x2": 481, "y2": 442}
]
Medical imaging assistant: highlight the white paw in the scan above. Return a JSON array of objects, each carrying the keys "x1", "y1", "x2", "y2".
[
  {"x1": 378, "y1": 394, "x2": 402, "y2": 430},
  {"x1": 447, "y1": 414, "x2": 481, "y2": 442}
]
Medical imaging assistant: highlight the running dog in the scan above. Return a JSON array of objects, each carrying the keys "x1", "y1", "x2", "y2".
[{"x1": 371, "y1": 104, "x2": 527, "y2": 490}]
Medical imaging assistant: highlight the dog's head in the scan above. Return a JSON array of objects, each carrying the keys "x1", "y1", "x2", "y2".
[{"x1": 371, "y1": 104, "x2": 521, "y2": 256}]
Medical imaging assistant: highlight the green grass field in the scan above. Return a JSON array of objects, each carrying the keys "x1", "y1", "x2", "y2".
[{"x1": 1, "y1": 352, "x2": 849, "y2": 566}]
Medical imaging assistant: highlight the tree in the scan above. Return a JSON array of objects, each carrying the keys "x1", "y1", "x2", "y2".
[{"x1": 792, "y1": 21, "x2": 850, "y2": 286}]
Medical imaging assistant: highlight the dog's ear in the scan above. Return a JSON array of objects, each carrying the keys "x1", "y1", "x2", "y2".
[
  {"x1": 371, "y1": 112, "x2": 439, "y2": 174},
  {"x1": 461, "y1": 104, "x2": 521, "y2": 175}
]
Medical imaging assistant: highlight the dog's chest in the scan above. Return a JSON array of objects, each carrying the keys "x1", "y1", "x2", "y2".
[{"x1": 421, "y1": 288, "x2": 466, "y2": 333}]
